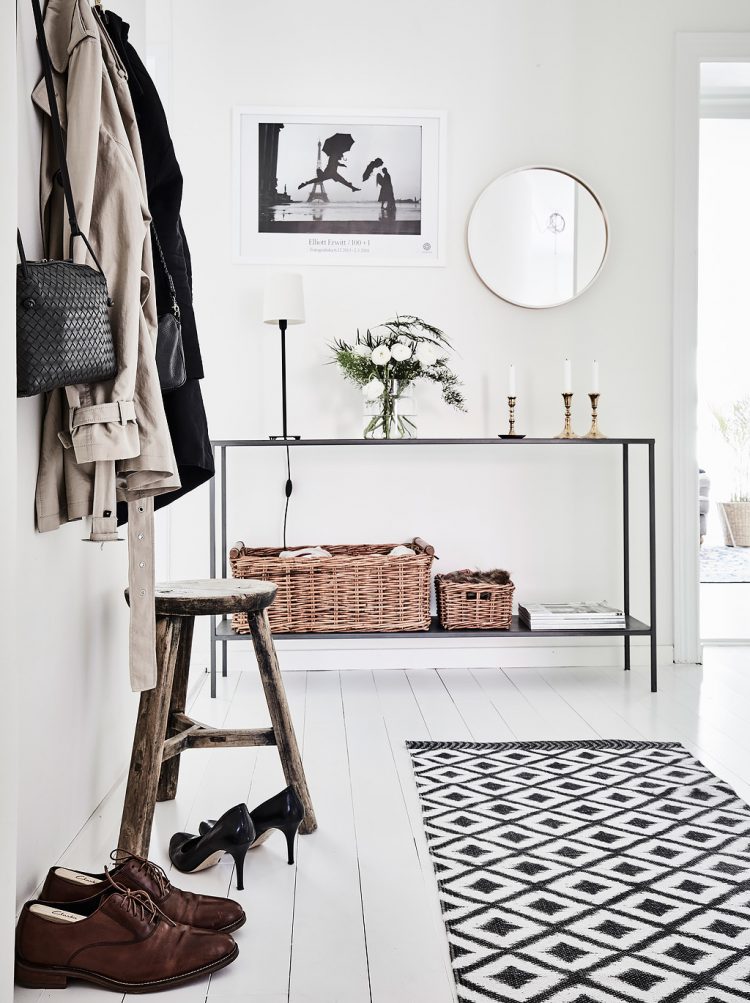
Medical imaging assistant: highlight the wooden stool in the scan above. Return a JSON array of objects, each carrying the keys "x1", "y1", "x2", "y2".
[{"x1": 118, "y1": 579, "x2": 316, "y2": 857}]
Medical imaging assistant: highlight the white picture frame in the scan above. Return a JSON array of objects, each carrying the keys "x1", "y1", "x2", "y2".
[{"x1": 232, "y1": 107, "x2": 446, "y2": 266}]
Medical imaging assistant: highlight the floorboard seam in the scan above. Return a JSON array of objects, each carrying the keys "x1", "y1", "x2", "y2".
[{"x1": 339, "y1": 671, "x2": 374, "y2": 1003}]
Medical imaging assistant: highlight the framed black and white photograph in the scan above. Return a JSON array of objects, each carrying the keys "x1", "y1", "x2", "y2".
[{"x1": 233, "y1": 107, "x2": 445, "y2": 266}]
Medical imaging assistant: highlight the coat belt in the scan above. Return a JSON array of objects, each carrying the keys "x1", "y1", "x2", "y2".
[
  {"x1": 127, "y1": 498, "x2": 157, "y2": 691},
  {"x1": 69, "y1": 400, "x2": 136, "y2": 431}
]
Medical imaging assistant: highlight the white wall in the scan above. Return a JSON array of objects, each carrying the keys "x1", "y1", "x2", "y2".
[
  {"x1": 15, "y1": 3, "x2": 137, "y2": 908},
  {"x1": 1, "y1": 1, "x2": 18, "y2": 996},
  {"x1": 160, "y1": 0, "x2": 749, "y2": 669}
]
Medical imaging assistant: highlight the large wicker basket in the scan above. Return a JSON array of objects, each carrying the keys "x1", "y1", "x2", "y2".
[
  {"x1": 230, "y1": 537, "x2": 435, "y2": 634},
  {"x1": 435, "y1": 570, "x2": 515, "y2": 631},
  {"x1": 719, "y1": 501, "x2": 750, "y2": 547}
]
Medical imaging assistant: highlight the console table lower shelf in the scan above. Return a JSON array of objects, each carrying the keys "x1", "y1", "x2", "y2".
[{"x1": 214, "y1": 614, "x2": 651, "y2": 641}]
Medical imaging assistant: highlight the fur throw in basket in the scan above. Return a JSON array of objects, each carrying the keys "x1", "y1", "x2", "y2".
[{"x1": 439, "y1": 568, "x2": 512, "y2": 586}]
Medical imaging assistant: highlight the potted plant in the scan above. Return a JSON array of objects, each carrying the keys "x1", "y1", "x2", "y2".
[
  {"x1": 713, "y1": 396, "x2": 750, "y2": 546},
  {"x1": 331, "y1": 315, "x2": 465, "y2": 438}
]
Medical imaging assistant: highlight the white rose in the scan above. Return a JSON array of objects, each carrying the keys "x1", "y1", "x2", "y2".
[
  {"x1": 353, "y1": 343, "x2": 371, "y2": 357},
  {"x1": 362, "y1": 378, "x2": 385, "y2": 400},
  {"x1": 390, "y1": 342, "x2": 412, "y2": 362},
  {"x1": 415, "y1": 342, "x2": 438, "y2": 366},
  {"x1": 370, "y1": 344, "x2": 392, "y2": 365}
]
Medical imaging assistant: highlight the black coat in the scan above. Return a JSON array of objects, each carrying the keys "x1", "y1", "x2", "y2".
[{"x1": 106, "y1": 12, "x2": 214, "y2": 520}]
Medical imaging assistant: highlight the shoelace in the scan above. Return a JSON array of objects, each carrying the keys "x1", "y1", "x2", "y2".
[
  {"x1": 104, "y1": 871, "x2": 176, "y2": 927},
  {"x1": 110, "y1": 848, "x2": 171, "y2": 899}
]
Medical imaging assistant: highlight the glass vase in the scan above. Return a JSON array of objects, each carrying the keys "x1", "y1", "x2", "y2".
[{"x1": 363, "y1": 380, "x2": 417, "y2": 439}]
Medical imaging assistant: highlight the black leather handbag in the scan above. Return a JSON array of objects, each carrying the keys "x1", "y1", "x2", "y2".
[
  {"x1": 16, "y1": 0, "x2": 116, "y2": 399},
  {"x1": 151, "y1": 223, "x2": 187, "y2": 392}
]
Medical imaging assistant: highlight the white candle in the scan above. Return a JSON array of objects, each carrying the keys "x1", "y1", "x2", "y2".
[
  {"x1": 508, "y1": 364, "x2": 516, "y2": 396},
  {"x1": 592, "y1": 359, "x2": 600, "y2": 393},
  {"x1": 563, "y1": 358, "x2": 572, "y2": 393}
]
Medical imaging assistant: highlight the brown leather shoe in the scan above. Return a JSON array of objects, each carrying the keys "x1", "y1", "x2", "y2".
[
  {"x1": 15, "y1": 885, "x2": 238, "y2": 992},
  {"x1": 40, "y1": 851, "x2": 245, "y2": 933}
]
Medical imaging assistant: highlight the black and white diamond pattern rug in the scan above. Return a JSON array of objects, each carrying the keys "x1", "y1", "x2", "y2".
[{"x1": 407, "y1": 740, "x2": 750, "y2": 1003}]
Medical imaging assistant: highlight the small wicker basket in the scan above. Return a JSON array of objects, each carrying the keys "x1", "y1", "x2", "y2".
[
  {"x1": 435, "y1": 569, "x2": 515, "y2": 631},
  {"x1": 230, "y1": 537, "x2": 435, "y2": 634}
]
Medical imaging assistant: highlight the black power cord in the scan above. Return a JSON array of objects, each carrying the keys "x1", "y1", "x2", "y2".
[{"x1": 282, "y1": 444, "x2": 293, "y2": 550}]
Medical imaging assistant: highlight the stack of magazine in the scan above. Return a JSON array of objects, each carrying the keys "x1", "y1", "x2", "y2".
[{"x1": 519, "y1": 601, "x2": 625, "y2": 630}]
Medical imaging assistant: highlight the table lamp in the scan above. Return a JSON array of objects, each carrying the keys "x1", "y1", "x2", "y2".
[{"x1": 263, "y1": 272, "x2": 305, "y2": 440}]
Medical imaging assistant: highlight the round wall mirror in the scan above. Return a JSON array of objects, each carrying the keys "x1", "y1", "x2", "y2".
[{"x1": 467, "y1": 167, "x2": 609, "y2": 309}]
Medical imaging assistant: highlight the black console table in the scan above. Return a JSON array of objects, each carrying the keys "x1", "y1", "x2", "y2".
[{"x1": 208, "y1": 438, "x2": 656, "y2": 696}]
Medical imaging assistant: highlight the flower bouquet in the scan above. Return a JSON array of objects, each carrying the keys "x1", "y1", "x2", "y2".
[{"x1": 331, "y1": 316, "x2": 465, "y2": 438}]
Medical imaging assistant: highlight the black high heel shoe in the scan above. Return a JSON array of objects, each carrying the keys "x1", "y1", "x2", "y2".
[
  {"x1": 200, "y1": 786, "x2": 305, "y2": 866},
  {"x1": 169, "y1": 804, "x2": 255, "y2": 891}
]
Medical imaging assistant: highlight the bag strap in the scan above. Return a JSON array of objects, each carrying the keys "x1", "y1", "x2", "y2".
[
  {"x1": 150, "y1": 222, "x2": 180, "y2": 319},
  {"x1": 17, "y1": 230, "x2": 30, "y2": 280},
  {"x1": 29, "y1": 0, "x2": 107, "y2": 277}
]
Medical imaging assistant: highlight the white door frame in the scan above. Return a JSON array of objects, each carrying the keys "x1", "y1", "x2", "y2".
[{"x1": 673, "y1": 33, "x2": 750, "y2": 663}]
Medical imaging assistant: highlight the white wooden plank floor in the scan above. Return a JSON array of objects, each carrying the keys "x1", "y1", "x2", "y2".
[{"x1": 15, "y1": 647, "x2": 750, "y2": 1003}]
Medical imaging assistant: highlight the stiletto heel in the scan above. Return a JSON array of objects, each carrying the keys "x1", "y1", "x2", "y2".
[
  {"x1": 200, "y1": 786, "x2": 305, "y2": 866},
  {"x1": 169, "y1": 804, "x2": 255, "y2": 891},
  {"x1": 231, "y1": 850, "x2": 246, "y2": 891},
  {"x1": 283, "y1": 822, "x2": 300, "y2": 865}
]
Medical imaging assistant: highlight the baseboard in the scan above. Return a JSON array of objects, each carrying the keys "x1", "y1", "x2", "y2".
[
  {"x1": 700, "y1": 637, "x2": 750, "y2": 647},
  {"x1": 190, "y1": 638, "x2": 674, "y2": 672}
]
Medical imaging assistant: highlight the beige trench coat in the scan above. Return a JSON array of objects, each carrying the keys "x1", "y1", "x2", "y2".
[{"x1": 32, "y1": 0, "x2": 180, "y2": 691}]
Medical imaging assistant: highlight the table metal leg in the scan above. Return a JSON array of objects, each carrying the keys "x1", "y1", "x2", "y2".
[
  {"x1": 649, "y1": 442, "x2": 658, "y2": 692},
  {"x1": 221, "y1": 446, "x2": 228, "y2": 677},
  {"x1": 209, "y1": 445, "x2": 217, "y2": 698},
  {"x1": 622, "y1": 444, "x2": 630, "y2": 672},
  {"x1": 210, "y1": 631, "x2": 217, "y2": 699}
]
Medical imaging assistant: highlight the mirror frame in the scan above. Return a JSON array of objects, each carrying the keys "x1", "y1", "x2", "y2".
[{"x1": 467, "y1": 165, "x2": 610, "y2": 309}]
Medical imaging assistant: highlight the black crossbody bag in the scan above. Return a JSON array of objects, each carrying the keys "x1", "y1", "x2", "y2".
[
  {"x1": 151, "y1": 222, "x2": 187, "y2": 392},
  {"x1": 16, "y1": 0, "x2": 117, "y2": 398}
]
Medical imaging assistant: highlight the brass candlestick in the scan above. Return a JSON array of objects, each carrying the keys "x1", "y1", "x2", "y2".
[
  {"x1": 499, "y1": 396, "x2": 525, "y2": 438},
  {"x1": 555, "y1": 392, "x2": 579, "y2": 439},
  {"x1": 507, "y1": 396, "x2": 517, "y2": 435},
  {"x1": 585, "y1": 392, "x2": 606, "y2": 439}
]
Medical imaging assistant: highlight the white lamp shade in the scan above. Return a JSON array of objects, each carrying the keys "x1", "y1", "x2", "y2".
[{"x1": 263, "y1": 273, "x2": 305, "y2": 325}]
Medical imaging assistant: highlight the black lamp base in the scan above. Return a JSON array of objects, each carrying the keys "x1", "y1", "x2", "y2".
[{"x1": 269, "y1": 434, "x2": 301, "y2": 441}]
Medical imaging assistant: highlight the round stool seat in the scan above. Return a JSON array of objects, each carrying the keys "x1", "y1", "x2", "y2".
[{"x1": 125, "y1": 578, "x2": 277, "y2": 617}]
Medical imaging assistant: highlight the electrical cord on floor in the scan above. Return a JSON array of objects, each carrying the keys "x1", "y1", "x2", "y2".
[{"x1": 283, "y1": 443, "x2": 293, "y2": 550}]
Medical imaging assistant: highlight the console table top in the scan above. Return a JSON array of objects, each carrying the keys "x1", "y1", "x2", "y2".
[{"x1": 211, "y1": 436, "x2": 654, "y2": 447}]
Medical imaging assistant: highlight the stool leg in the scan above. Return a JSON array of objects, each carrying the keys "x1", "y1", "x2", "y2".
[
  {"x1": 118, "y1": 615, "x2": 183, "y2": 856},
  {"x1": 248, "y1": 610, "x2": 317, "y2": 834},
  {"x1": 157, "y1": 615, "x2": 195, "y2": 802}
]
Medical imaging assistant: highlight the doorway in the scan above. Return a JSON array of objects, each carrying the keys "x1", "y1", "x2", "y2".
[
  {"x1": 697, "y1": 63, "x2": 750, "y2": 642},
  {"x1": 673, "y1": 35, "x2": 750, "y2": 662}
]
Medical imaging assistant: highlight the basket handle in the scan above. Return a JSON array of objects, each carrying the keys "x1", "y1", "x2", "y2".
[
  {"x1": 412, "y1": 536, "x2": 436, "y2": 558},
  {"x1": 229, "y1": 540, "x2": 246, "y2": 560}
]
